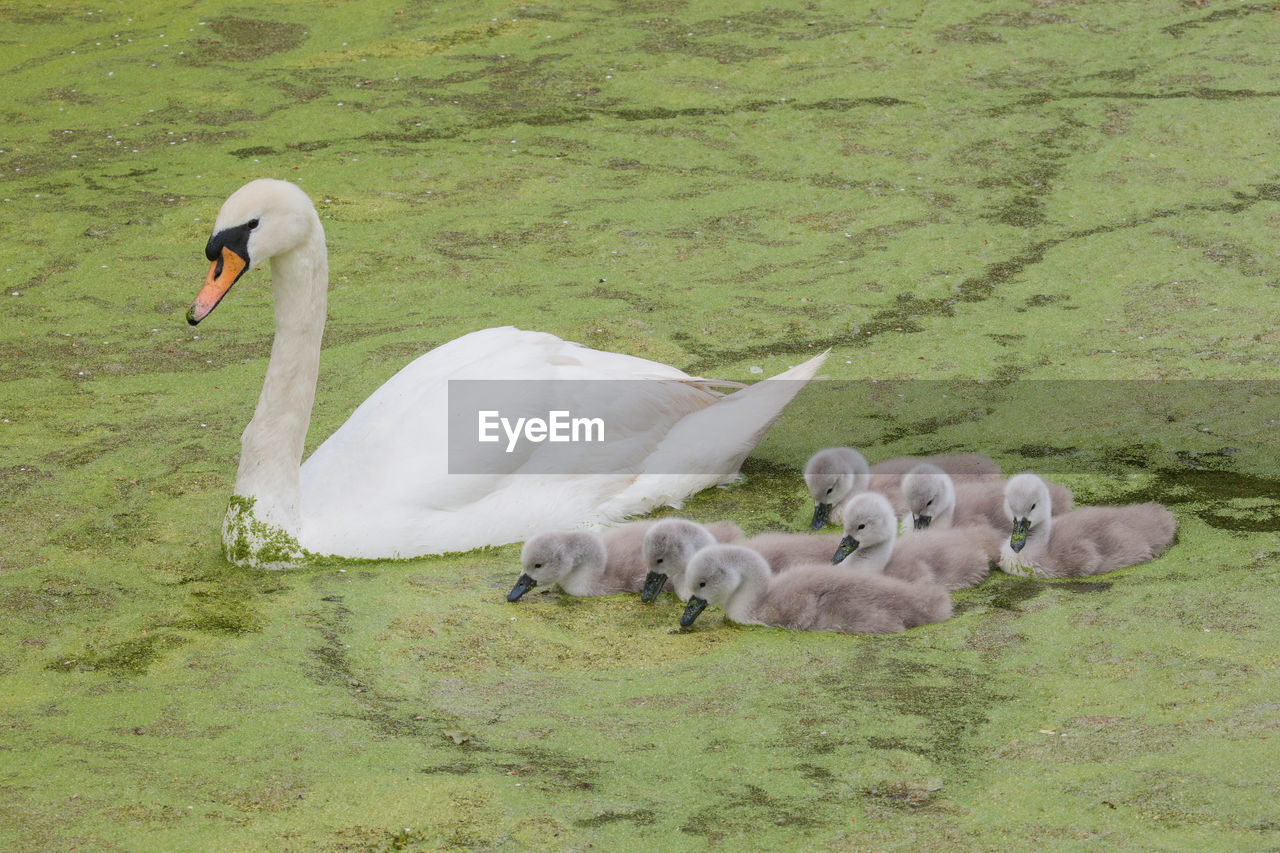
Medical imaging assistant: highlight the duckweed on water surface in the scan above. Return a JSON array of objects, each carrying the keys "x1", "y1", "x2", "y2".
[{"x1": 2, "y1": 0, "x2": 1279, "y2": 848}]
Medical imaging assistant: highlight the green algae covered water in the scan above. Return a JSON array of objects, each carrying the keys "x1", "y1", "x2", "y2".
[{"x1": 2, "y1": 0, "x2": 1279, "y2": 848}]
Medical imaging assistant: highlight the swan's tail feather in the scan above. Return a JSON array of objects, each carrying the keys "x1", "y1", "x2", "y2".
[{"x1": 596, "y1": 350, "x2": 828, "y2": 518}]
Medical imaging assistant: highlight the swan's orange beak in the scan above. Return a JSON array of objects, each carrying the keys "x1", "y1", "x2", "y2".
[{"x1": 188, "y1": 247, "x2": 247, "y2": 326}]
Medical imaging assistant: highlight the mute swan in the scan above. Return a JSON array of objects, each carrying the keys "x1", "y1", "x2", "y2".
[
  {"x1": 832, "y1": 492, "x2": 998, "y2": 589},
  {"x1": 1000, "y1": 473, "x2": 1176, "y2": 578},
  {"x1": 679, "y1": 545, "x2": 951, "y2": 633},
  {"x1": 188, "y1": 179, "x2": 826, "y2": 567},
  {"x1": 507, "y1": 525, "x2": 655, "y2": 600},
  {"x1": 639, "y1": 519, "x2": 745, "y2": 602},
  {"x1": 901, "y1": 463, "x2": 1073, "y2": 531},
  {"x1": 804, "y1": 447, "x2": 999, "y2": 529}
]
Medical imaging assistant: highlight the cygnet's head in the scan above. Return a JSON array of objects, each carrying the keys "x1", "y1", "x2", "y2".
[
  {"x1": 901, "y1": 463, "x2": 954, "y2": 530},
  {"x1": 189, "y1": 179, "x2": 322, "y2": 325},
  {"x1": 831, "y1": 492, "x2": 897, "y2": 563},
  {"x1": 508, "y1": 531, "x2": 606, "y2": 601},
  {"x1": 641, "y1": 519, "x2": 715, "y2": 603},
  {"x1": 680, "y1": 545, "x2": 768, "y2": 627},
  {"x1": 1003, "y1": 473, "x2": 1052, "y2": 552},
  {"x1": 803, "y1": 447, "x2": 870, "y2": 529}
]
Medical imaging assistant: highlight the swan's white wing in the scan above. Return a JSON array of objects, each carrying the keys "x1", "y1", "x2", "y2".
[
  {"x1": 298, "y1": 328, "x2": 731, "y2": 555},
  {"x1": 596, "y1": 350, "x2": 829, "y2": 519}
]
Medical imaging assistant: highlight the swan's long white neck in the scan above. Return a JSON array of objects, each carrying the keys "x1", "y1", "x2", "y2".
[{"x1": 232, "y1": 227, "x2": 328, "y2": 536}]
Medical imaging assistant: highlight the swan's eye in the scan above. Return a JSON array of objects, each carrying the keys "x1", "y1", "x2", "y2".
[
  {"x1": 656, "y1": 558, "x2": 663, "y2": 564},
  {"x1": 698, "y1": 581, "x2": 706, "y2": 588},
  {"x1": 533, "y1": 563, "x2": 542, "y2": 569},
  {"x1": 857, "y1": 523, "x2": 865, "y2": 530},
  {"x1": 1030, "y1": 503, "x2": 1036, "y2": 511},
  {"x1": 826, "y1": 487, "x2": 833, "y2": 495},
  {"x1": 925, "y1": 499, "x2": 932, "y2": 507},
  {"x1": 246, "y1": 218, "x2": 260, "y2": 231}
]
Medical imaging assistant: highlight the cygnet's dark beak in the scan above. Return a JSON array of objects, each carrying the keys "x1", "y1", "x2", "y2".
[
  {"x1": 810, "y1": 502, "x2": 833, "y2": 530},
  {"x1": 507, "y1": 573, "x2": 537, "y2": 602},
  {"x1": 1009, "y1": 518, "x2": 1031, "y2": 553},
  {"x1": 832, "y1": 534, "x2": 859, "y2": 564},
  {"x1": 640, "y1": 571, "x2": 668, "y2": 603},
  {"x1": 913, "y1": 514, "x2": 932, "y2": 530},
  {"x1": 679, "y1": 596, "x2": 708, "y2": 627}
]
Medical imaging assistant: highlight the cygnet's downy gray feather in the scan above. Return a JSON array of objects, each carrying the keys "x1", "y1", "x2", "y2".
[
  {"x1": 833, "y1": 492, "x2": 998, "y2": 590},
  {"x1": 680, "y1": 545, "x2": 951, "y2": 633},
  {"x1": 902, "y1": 463, "x2": 1073, "y2": 531},
  {"x1": 803, "y1": 447, "x2": 1000, "y2": 530},
  {"x1": 640, "y1": 518, "x2": 745, "y2": 602},
  {"x1": 1000, "y1": 472, "x2": 1175, "y2": 578},
  {"x1": 509, "y1": 521, "x2": 678, "y2": 600},
  {"x1": 745, "y1": 531, "x2": 846, "y2": 574}
]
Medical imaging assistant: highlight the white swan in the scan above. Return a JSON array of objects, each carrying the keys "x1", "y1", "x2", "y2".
[{"x1": 189, "y1": 179, "x2": 826, "y2": 568}]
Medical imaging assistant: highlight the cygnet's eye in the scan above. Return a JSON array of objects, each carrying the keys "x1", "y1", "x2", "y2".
[
  {"x1": 857, "y1": 523, "x2": 865, "y2": 530},
  {"x1": 656, "y1": 558, "x2": 664, "y2": 564},
  {"x1": 533, "y1": 563, "x2": 542, "y2": 569},
  {"x1": 1030, "y1": 503, "x2": 1036, "y2": 511},
  {"x1": 826, "y1": 487, "x2": 833, "y2": 495},
  {"x1": 698, "y1": 581, "x2": 706, "y2": 588},
  {"x1": 246, "y1": 218, "x2": 260, "y2": 230},
  {"x1": 925, "y1": 499, "x2": 933, "y2": 507}
]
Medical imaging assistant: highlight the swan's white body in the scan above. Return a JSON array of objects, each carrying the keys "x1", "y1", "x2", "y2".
[{"x1": 194, "y1": 180, "x2": 825, "y2": 567}]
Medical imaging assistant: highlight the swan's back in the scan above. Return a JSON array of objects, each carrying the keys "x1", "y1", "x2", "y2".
[{"x1": 298, "y1": 329, "x2": 824, "y2": 557}]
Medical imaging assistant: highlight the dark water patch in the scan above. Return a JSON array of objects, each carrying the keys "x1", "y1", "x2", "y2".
[
  {"x1": 679, "y1": 781, "x2": 822, "y2": 841},
  {"x1": 0, "y1": 464, "x2": 53, "y2": 501},
  {"x1": 419, "y1": 762, "x2": 476, "y2": 775},
  {"x1": 504, "y1": 745, "x2": 602, "y2": 792},
  {"x1": 307, "y1": 588, "x2": 450, "y2": 739},
  {"x1": 574, "y1": 808, "x2": 656, "y2": 828},
  {"x1": 795, "y1": 762, "x2": 836, "y2": 782},
  {"x1": 809, "y1": 644, "x2": 1003, "y2": 775},
  {"x1": 4, "y1": 330, "x2": 273, "y2": 383},
  {"x1": 859, "y1": 776, "x2": 943, "y2": 809},
  {"x1": 1153, "y1": 229, "x2": 1273, "y2": 281},
  {"x1": 184, "y1": 17, "x2": 308, "y2": 64},
  {"x1": 793, "y1": 96, "x2": 910, "y2": 111},
  {"x1": 937, "y1": 25, "x2": 1003, "y2": 44},
  {"x1": 588, "y1": 286, "x2": 664, "y2": 312},
  {"x1": 957, "y1": 180, "x2": 1280, "y2": 302},
  {"x1": 1010, "y1": 444, "x2": 1080, "y2": 460},
  {"x1": 46, "y1": 86, "x2": 97, "y2": 106},
  {"x1": 46, "y1": 632, "x2": 188, "y2": 677},
  {"x1": 230, "y1": 145, "x2": 278, "y2": 159},
  {"x1": 971, "y1": 115, "x2": 1085, "y2": 228},
  {"x1": 1059, "y1": 580, "x2": 1113, "y2": 595},
  {"x1": 1162, "y1": 4, "x2": 1278, "y2": 38},
  {"x1": 978, "y1": 577, "x2": 1045, "y2": 612},
  {"x1": 1003, "y1": 88, "x2": 1280, "y2": 112}
]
